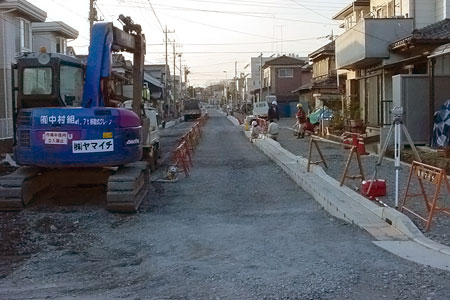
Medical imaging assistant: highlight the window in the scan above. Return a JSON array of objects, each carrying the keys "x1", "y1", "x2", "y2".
[
  {"x1": 16, "y1": 18, "x2": 32, "y2": 52},
  {"x1": 278, "y1": 68, "x2": 293, "y2": 78},
  {"x1": 60, "y1": 65, "x2": 83, "y2": 106},
  {"x1": 56, "y1": 37, "x2": 67, "y2": 54},
  {"x1": 23, "y1": 68, "x2": 52, "y2": 95}
]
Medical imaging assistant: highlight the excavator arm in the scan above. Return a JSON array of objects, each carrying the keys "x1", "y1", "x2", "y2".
[{"x1": 82, "y1": 16, "x2": 146, "y2": 118}]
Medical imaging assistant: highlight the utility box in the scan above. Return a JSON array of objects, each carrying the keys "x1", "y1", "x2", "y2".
[{"x1": 392, "y1": 74, "x2": 429, "y2": 145}]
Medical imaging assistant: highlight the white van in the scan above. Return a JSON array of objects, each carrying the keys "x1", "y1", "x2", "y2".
[
  {"x1": 122, "y1": 101, "x2": 161, "y2": 163},
  {"x1": 252, "y1": 101, "x2": 270, "y2": 118}
]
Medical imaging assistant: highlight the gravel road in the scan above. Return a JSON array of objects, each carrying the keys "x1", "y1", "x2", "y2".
[{"x1": 0, "y1": 111, "x2": 449, "y2": 299}]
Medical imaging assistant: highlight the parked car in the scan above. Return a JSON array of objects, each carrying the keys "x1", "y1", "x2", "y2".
[
  {"x1": 252, "y1": 101, "x2": 270, "y2": 118},
  {"x1": 239, "y1": 103, "x2": 253, "y2": 114}
]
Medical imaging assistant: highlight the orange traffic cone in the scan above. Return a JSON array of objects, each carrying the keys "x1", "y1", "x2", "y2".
[{"x1": 356, "y1": 135, "x2": 368, "y2": 155}]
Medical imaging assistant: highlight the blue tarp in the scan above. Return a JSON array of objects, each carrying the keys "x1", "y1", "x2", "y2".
[
  {"x1": 308, "y1": 106, "x2": 333, "y2": 124},
  {"x1": 432, "y1": 99, "x2": 450, "y2": 148}
]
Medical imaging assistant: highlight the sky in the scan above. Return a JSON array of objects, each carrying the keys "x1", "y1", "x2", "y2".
[{"x1": 28, "y1": 0, "x2": 352, "y2": 87}]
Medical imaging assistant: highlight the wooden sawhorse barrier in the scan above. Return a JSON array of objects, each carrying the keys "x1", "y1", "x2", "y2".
[
  {"x1": 401, "y1": 161, "x2": 450, "y2": 231},
  {"x1": 306, "y1": 137, "x2": 328, "y2": 172},
  {"x1": 340, "y1": 146, "x2": 365, "y2": 186}
]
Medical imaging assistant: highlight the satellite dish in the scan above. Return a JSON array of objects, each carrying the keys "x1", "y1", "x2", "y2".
[{"x1": 37, "y1": 53, "x2": 50, "y2": 65}]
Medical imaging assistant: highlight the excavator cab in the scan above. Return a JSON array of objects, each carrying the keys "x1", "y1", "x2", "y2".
[{"x1": 13, "y1": 52, "x2": 84, "y2": 110}]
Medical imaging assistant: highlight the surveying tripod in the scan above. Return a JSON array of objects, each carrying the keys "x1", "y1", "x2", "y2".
[{"x1": 371, "y1": 106, "x2": 421, "y2": 208}]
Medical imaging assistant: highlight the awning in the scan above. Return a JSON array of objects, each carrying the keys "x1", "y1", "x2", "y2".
[
  {"x1": 428, "y1": 43, "x2": 450, "y2": 58},
  {"x1": 144, "y1": 73, "x2": 164, "y2": 88}
]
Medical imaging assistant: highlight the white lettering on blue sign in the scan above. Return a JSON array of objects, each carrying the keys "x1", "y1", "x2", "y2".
[
  {"x1": 72, "y1": 139, "x2": 114, "y2": 153},
  {"x1": 38, "y1": 114, "x2": 112, "y2": 126}
]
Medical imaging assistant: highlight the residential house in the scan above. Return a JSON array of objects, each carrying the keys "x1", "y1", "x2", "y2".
[
  {"x1": 261, "y1": 55, "x2": 312, "y2": 117},
  {"x1": 333, "y1": 0, "x2": 450, "y2": 145},
  {"x1": 32, "y1": 21, "x2": 78, "y2": 54},
  {"x1": 144, "y1": 64, "x2": 170, "y2": 116},
  {"x1": 247, "y1": 56, "x2": 275, "y2": 103},
  {"x1": 386, "y1": 20, "x2": 450, "y2": 144},
  {"x1": 0, "y1": 0, "x2": 46, "y2": 140},
  {"x1": 293, "y1": 41, "x2": 344, "y2": 113}
]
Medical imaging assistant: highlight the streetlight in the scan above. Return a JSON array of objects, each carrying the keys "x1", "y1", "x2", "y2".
[
  {"x1": 223, "y1": 70, "x2": 228, "y2": 107},
  {"x1": 178, "y1": 53, "x2": 182, "y2": 115},
  {"x1": 259, "y1": 53, "x2": 275, "y2": 103}
]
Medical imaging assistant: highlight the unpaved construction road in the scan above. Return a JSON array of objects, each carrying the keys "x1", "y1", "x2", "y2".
[{"x1": 1, "y1": 111, "x2": 450, "y2": 299}]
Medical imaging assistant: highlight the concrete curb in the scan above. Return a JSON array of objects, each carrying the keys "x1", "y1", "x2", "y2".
[
  {"x1": 227, "y1": 115, "x2": 240, "y2": 126},
  {"x1": 226, "y1": 117, "x2": 450, "y2": 269},
  {"x1": 163, "y1": 117, "x2": 183, "y2": 129}
]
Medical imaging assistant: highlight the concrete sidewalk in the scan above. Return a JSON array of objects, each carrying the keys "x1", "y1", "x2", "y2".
[{"x1": 227, "y1": 115, "x2": 450, "y2": 271}]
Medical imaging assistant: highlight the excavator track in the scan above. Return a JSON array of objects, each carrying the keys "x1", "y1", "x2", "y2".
[
  {"x1": 106, "y1": 161, "x2": 149, "y2": 212},
  {"x1": 0, "y1": 162, "x2": 149, "y2": 212},
  {"x1": 0, "y1": 167, "x2": 50, "y2": 211}
]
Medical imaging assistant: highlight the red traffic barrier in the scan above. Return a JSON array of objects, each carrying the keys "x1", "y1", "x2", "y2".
[{"x1": 361, "y1": 179, "x2": 387, "y2": 197}]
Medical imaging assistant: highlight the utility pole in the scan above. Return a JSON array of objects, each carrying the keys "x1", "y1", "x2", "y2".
[
  {"x1": 164, "y1": 25, "x2": 175, "y2": 118},
  {"x1": 179, "y1": 54, "x2": 183, "y2": 107},
  {"x1": 173, "y1": 40, "x2": 176, "y2": 117},
  {"x1": 184, "y1": 66, "x2": 189, "y2": 87},
  {"x1": 234, "y1": 61, "x2": 237, "y2": 109},
  {"x1": 88, "y1": 0, "x2": 95, "y2": 40},
  {"x1": 259, "y1": 53, "x2": 263, "y2": 103}
]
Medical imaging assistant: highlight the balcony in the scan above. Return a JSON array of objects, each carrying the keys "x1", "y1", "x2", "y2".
[{"x1": 335, "y1": 18, "x2": 413, "y2": 69}]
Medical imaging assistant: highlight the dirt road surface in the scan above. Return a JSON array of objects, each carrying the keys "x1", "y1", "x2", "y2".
[{"x1": 0, "y1": 111, "x2": 450, "y2": 299}]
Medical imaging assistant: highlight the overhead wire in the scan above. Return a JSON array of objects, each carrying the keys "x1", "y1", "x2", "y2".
[
  {"x1": 145, "y1": 0, "x2": 164, "y2": 32},
  {"x1": 146, "y1": 35, "x2": 328, "y2": 46},
  {"x1": 100, "y1": 2, "x2": 339, "y2": 24}
]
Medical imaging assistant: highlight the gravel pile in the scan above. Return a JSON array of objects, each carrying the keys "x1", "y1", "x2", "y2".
[{"x1": 276, "y1": 118, "x2": 450, "y2": 247}]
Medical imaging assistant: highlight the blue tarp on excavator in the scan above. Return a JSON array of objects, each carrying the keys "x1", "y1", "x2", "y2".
[
  {"x1": 432, "y1": 99, "x2": 450, "y2": 148},
  {"x1": 82, "y1": 22, "x2": 113, "y2": 108}
]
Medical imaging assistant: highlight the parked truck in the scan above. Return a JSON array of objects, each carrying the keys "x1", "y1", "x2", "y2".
[{"x1": 183, "y1": 99, "x2": 201, "y2": 121}]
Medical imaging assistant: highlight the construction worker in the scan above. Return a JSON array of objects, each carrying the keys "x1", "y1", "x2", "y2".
[
  {"x1": 267, "y1": 119, "x2": 279, "y2": 141},
  {"x1": 303, "y1": 117, "x2": 315, "y2": 136},
  {"x1": 268, "y1": 100, "x2": 279, "y2": 121},
  {"x1": 295, "y1": 103, "x2": 306, "y2": 138},
  {"x1": 250, "y1": 120, "x2": 261, "y2": 143}
]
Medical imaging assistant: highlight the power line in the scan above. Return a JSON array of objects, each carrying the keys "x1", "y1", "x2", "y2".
[
  {"x1": 149, "y1": 51, "x2": 312, "y2": 54},
  {"x1": 102, "y1": 2, "x2": 339, "y2": 24},
  {"x1": 146, "y1": 35, "x2": 327, "y2": 46},
  {"x1": 146, "y1": 0, "x2": 164, "y2": 32},
  {"x1": 160, "y1": 12, "x2": 275, "y2": 39},
  {"x1": 289, "y1": 0, "x2": 333, "y2": 21},
  {"x1": 152, "y1": 4, "x2": 338, "y2": 24},
  {"x1": 125, "y1": 0, "x2": 347, "y2": 11}
]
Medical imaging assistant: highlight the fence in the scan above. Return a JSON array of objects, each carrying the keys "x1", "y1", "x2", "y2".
[{"x1": 171, "y1": 114, "x2": 208, "y2": 176}]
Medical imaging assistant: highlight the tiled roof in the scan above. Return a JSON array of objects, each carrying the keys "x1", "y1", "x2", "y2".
[
  {"x1": 293, "y1": 76, "x2": 338, "y2": 93},
  {"x1": 412, "y1": 19, "x2": 450, "y2": 39},
  {"x1": 309, "y1": 41, "x2": 335, "y2": 60},
  {"x1": 263, "y1": 55, "x2": 306, "y2": 68},
  {"x1": 391, "y1": 19, "x2": 450, "y2": 49}
]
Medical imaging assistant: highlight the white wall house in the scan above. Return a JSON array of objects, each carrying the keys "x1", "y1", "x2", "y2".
[
  {"x1": 246, "y1": 56, "x2": 273, "y2": 103},
  {"x1": 0, "y1": 0, "x2": 46, "y2": 139},
  {"x1": 333, "y1": 0, "x2": 450, "y2": 136},
  {"x1": 32, "y1": 21, "x2": 78, "y2": 55}
]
